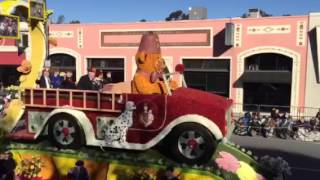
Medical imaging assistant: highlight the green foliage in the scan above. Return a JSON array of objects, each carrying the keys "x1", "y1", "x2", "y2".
[{"x1": 165, "y1": 10, "x2": 189, "y2": 21}]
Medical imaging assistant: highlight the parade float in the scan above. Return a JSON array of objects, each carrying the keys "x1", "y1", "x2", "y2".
[{"x1": 0, "y1": 1, "x2": 291, "y2": 180}]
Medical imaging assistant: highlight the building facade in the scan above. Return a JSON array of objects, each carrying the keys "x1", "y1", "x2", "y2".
[{"x1": 1, "y1": 13, "x2": 320, "y2": 115}]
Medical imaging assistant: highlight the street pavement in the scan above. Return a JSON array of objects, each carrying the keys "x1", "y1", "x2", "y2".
[{"x1": 231, "y1": 135, "x2": 320, "y2": 180}]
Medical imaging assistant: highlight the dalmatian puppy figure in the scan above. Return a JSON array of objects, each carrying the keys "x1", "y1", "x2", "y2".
[{"x1": 104, "y1": 101, "x2": 136, "y2": 144}]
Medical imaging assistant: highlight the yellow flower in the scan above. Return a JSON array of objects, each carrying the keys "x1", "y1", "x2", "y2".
[{"x1": 236, "y1": 161, "x2": 258, "y2": 180}]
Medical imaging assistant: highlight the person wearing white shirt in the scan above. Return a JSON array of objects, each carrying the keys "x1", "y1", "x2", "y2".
[{"x1": 37, "y1": 69, "x2": 51, "y2": 88}]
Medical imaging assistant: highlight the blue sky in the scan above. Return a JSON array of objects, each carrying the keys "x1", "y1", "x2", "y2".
[{"x1": 19, "y1": 0, "x2": 320, "y2": 23}]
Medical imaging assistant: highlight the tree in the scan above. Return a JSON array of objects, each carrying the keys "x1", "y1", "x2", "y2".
[
  {"x1": 165, "y1": 10, "x2": 189, "y2": 21},
  {"x1": 56, "y1": 15, "x2": 65, "y2": 24},
  {"x1": 69, "y1": 20, "x2": 80, "y2": 24}
]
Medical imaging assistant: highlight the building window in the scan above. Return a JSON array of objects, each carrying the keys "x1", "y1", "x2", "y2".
[
  {"x1": 245, "y1": 53, "x2": 292, "y2": 71},
  {"x1": 87, "y1": 58, "x2": 124, "y2": 83},
  {"x1": 48, "y1": 54, "x2": 76, "y2": 81},
  {"x1": 183, "y1": 59, "x2": 230, "y2": 97},
  {"x1": 242, "y1": 53, "x2": 293, "y2": 112}
]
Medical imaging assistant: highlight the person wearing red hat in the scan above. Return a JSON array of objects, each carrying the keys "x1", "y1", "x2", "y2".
[
  {"x1": 77, "y1": 68, "x2": 97, "y2": 90},
  {"x1": 132, "y1": 31, "x2": 178, "y2": 94}
]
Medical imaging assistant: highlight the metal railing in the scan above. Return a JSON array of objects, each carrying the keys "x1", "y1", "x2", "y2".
[
  {"x1": 23, "y1": 88, "x2": 123, "y2": 113},
  {"x1": 232, "y1": 103, "x2": 320, "y2": 121}
]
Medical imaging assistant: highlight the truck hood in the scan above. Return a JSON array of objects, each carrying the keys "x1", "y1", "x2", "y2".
[{"x1": 172, "y1": 87, "x2": 233, "y2": 110}]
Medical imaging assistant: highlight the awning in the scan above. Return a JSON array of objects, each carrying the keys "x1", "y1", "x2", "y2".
[
  {"x1": 0, "y1": 52, "x2": 25, "y2": 65},
  {"x1": 239, "y1": 71, "x2": 292, "y2": 84}
]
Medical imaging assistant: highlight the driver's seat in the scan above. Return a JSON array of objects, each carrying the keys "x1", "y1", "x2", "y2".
[{"x1": 102, "y1": 81, "x2": 132, "y2": 94}]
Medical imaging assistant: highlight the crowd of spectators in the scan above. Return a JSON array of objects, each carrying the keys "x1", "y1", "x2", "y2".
[
  {"x1": 36, "y1": 68, "x2": 113, "y2": 91},
  {"x1": 234, "y1": 108, "x2": 320, "y2": 141}
]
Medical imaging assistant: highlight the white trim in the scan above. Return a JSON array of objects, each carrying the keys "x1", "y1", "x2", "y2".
[
  {"x1": 317, "y1": 26, "x2": 320, "y2": 81},
  {"x1": 0, "y1": 46, "x2": 18, "y2": 52},
  {"x1": 95, "y1": 114, "x2": 223, "y2": 150},
  {"x1": 247, "y1": 25, "x2": 291, "y2": 34},
  {"x1": 131, "y1": 56, "x2": 137, "y2": 79},
  {"x1": 180, "y1": 56, "x2": 233, "y2": 99},
  {"x1": 99, "y1": 27, "x2": 213, "y2": 49},
  {"x1": 34, "y1": 108, "x2": 97, "y2": 143},
  {"x1": 180, "y1": 56, "x2": 233, "y2": 60},
  {"x1": 49, "y1": 31, "x2": 74, "y2": 38},
  {"x1": 35, "y1": 111, "x2": 223, "y2": 150},
  {"x1": 49, "y1": 48, "x2": 82, "y2": 81},
  {"x1": 235, "y1": 46, "x2": 301, "y2": 114},
  {"x1": 84, "y1": 56, "x2": 127, "y2": 81},
  {"x1": 77, "y1": 28, "x2": 84, "y2": 48},
  {"x1": 296, "y1": 21, "x2": 307, "y2": 46},
  {"x1": 234, "y1": 24, "x2": 242, "y2": 47}
]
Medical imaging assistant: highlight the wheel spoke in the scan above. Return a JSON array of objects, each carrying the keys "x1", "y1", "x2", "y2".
[
  {"x1": 178, "y1": 136, "x2": 188, "y2": 144},
  {"x1": 188, "y1": 131, "x2": 195, "y2": 139},
  {"x1": 62, "y1": 120, "x2": 69, "y2": 128},
  {"x1": 182, "y1": 147, "x2": 193, "y2": 158},
  {"x1": 195, "y1": 137, "x2": 204, "y2": 145},
  {"x1": 55, "y1": 130, "x2": 61, "y2": 136},
  {"x1": 67, "y1": 135, "x2": 74, "y2": 143},
  {"x1": 53, "y1": 123, "x2": 63, "y2": 132},
  {"x1": 55, "y1": 133, "x2": 65, "y2": 144},
  {"x1": 69, "y1": 127, "x2": 75, "y2": 134}
]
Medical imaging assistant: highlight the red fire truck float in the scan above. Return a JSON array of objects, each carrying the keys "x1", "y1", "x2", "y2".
[{"x1": 8, "y1": 65, "x2": 234, "y2": 164}]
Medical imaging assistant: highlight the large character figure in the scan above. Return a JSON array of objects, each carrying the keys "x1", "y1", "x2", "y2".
[{"x1": 132, "y1": 31, "x2": 177, "y2": 94}]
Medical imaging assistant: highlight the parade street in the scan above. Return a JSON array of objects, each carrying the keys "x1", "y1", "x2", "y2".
[{"x1": 231, "y1": 135, "x2": 320, "y2": 180}]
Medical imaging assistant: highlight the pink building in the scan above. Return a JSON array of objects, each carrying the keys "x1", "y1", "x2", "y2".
[{"x1": 2, "y1": 12, "x2": 320, "y2": 115}]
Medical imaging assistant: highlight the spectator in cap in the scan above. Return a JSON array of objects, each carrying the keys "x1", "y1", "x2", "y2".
[{"x1": 77, "y1": 68, "x2": 96, "y2": 90}]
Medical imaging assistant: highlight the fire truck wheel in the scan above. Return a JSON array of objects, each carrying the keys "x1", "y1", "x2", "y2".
[
  {"x1": 167, "y1": 123, "x2": 217, "y2": 165},
  {"x1": 48, "y1": 114, "x2": 85, "y2": 149}
]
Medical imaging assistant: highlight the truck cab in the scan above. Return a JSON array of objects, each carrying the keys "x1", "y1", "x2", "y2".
[{"x1": 9, "y1": 65, "x2": 234, "y2": 164}]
